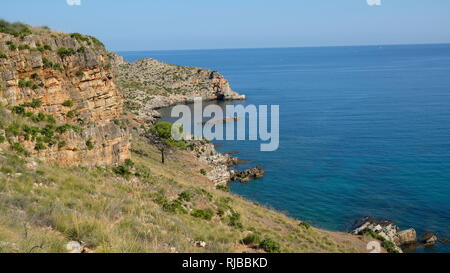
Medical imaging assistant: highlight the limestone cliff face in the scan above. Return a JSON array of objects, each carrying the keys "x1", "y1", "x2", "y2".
[
  {"x1": 115, "y1": 58, "x2": 245, "y2": 124},
  {"x1": 0, "y1": 28, "x2": 130, "y2": 166}
]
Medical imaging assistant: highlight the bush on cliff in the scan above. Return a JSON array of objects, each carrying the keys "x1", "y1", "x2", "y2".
[
  {"x1": 0, "y1": 19, "x2": 32, "y2": 37},
  {"x1": 191, "y1": 209, "x2": 214, "y2": 221},
  {"x1": 259, "y1": 238, "x2": 281, "y2": 253},
  {"x1": 57, "y1": 47, "x2": 76, "y2": 58}
]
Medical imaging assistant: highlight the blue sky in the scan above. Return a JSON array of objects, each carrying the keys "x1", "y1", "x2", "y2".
[{"x1": 1, "y1": 0, "x2": 449, "y2": 51}]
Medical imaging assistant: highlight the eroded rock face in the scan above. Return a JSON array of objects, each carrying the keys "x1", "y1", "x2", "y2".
[{"x1": 0, "y1": 30, "x2": 130, "y2": 166}]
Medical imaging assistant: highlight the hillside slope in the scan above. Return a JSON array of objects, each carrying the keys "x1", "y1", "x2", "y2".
[{"x1": 0, "y1": 21, "x2": 377, "y2": 253}]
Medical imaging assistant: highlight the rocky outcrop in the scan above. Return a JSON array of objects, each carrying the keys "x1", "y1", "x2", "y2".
[
  {"x1": 231, "y1": 166, "x2": 265, "y2": 183},
  {"x1": 189, "y1": 139, "x2": 264, "y2": 186},
  {"x1": 114, "y1": 58, "x2": 245, "y2": 124},
  {"x1": 421, "y1": 233, "x2": 438, "y2": 246},
  {"x1": 0, "y1": 27, "x2": 130, "y2": 166},
  {"x1": 350, "y1": 217, "x2": 418, "y2": 253},
  {"x1": 191, "y1": 140, "x2": 235, "y2": 185}
]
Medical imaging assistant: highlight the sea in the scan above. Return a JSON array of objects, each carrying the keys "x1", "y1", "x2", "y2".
[{"x1": 120, "y1": 44, "x2": 450, "y2": 252}]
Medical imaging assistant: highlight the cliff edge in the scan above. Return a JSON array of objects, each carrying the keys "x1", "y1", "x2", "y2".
[{"x1": 0, "y1": 23, "x2": 130, "y2": 166}]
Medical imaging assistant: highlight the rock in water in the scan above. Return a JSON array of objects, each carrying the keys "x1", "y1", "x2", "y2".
[
  {"x1": 422, "y1": 233, "x2": 438, "y2": 246},
  {"x1": 397, "y1": 229, "x2": 417, "y2": 245},
  {"x1": 231, "y1": 166, "x2": 265, "y2": 183}
]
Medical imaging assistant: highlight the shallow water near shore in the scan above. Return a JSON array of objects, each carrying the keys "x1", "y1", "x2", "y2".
[{"x1": 120, "y1": 45, "x2": 450, "y2": 252}]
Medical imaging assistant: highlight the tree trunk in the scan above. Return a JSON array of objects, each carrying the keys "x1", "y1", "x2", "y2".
[{"x1": 161, "y1": 149, "x2": 165, "y2": 164}]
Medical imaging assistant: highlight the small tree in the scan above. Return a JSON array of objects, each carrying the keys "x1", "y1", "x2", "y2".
[{"x1": 146, "y1": 121, "x2": 185, "y2": 164}]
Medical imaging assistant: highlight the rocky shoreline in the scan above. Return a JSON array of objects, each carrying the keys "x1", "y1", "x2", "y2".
[
  {"x1": 350, "y1": 216, "x2": 440, "y2": 253},
  {"x1": 110, "y1": 52, "x2": 264, "y2": 186}
]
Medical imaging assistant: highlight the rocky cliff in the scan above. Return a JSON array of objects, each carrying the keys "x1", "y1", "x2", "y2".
[
  {"x1": 115, "y1": 57, "x2": 245, "y2": 124},
  {"x1": 0, "y1": 25, "x2": 130, "y2": 166}
]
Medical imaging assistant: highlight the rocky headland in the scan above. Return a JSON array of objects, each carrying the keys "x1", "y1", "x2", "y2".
[{"x1": 114, "y1": 56, "x2": 245, "y2": 124}]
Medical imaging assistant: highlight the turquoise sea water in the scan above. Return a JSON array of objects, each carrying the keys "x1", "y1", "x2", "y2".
[{"x1": 120, "y1": 45, "x2": 450, "y2": 252}]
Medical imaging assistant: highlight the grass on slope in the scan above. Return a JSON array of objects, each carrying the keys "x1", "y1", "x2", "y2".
[{"x1": 0, "y1": 128, "x2": 366, "y2": 253}]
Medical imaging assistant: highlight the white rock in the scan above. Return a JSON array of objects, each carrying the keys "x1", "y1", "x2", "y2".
[{"x1": 66, "y1": 241, "x2": 83, "y2": 253}]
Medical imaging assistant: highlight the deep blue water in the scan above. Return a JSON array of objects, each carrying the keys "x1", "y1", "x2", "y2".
[{"x1": 120, "y1": 45, "x2": 450, "y2": 252}]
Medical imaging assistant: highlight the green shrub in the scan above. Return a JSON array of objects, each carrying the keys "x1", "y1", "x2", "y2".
[
  {"x1": 0, "y1": 135, "x2": 5, "y2": 143},
  {"x1": 227, "y1": 211, "x2": 243, "y2": 229},
  {"x1": 124, "y1": 159, "x2": 134, "y2": 168},
  {"x1": 86, "y1": 139, "x2": 94, "y2": 150},
  {"x1": 43, "y1": 44, "x2": 52, "y2": 51},
  {"x1": 18, "y1": 79, "x2": 26, "y2": 88},
  {"x1": 12, "y1": 106, "x2": 25, "y2": 115},
  {"x1": 241, "y1": 233, "x2": 261, "y2": 246},
  {"x1": 10, "y1": 142, "x2": 28, "y2": 156},
  {"x1": 62, "y1": 100, "x2": 74, "y2": 107},
  {"x1": 31, "y1": 112, "x2": 46, "y2": 123},
  {"x1": 18, "y1": 44, "x2": 30, "y2": 50},
  {"x1": 70, "y1": 33, "x2": 90, "y2": 43},
  {"x1": 6, "y1": 123, "x2": 21, "y2": 136},
  {"x1": 35, "y1": 142, "x2": 46, "y2": 151},
  {"x1": 25, "y1": 81, "x2": 33, "y2": 88},
  {"x1": 0, "y1": 52, "x2": 7, "y2": 59},
  {"x1": 57, "y1": 47, "x2": 76, "y2": 58},
  {"x1": 7, "y1": 42, "x2": 17, "y2": 51},
  {"x1": 58, "y1": 141, "x2": 66, "y2": 149},
  {"x1": 216, "y1": 185, "x2": 230, "y2": 192},
  {"x1": 162, "y1": 199, "x2": 187, "y2": 214},
  {"x1": 191, "y1": 209, "x2": 214, "y2": 221},
  {"x1": 46, "y1": 115, "x2": 56, "y2": 124},
  {"x1": 42, "y1": 58, "x2": 53, "y2": 68},
  {"x1": 77, "y1": 46, "x2": 86, "y2": 53},
  {"x1": 113, "y1": 165, "x2": 131, "y2": 177},
  {"x1": 0, "y1": 20, "x2": 32, "y2": 37},
  {"x1": 178, "y1": 191, "x2": 192, "y2": 202},
  {"x1": 75, "y1": 71, "x2": 84, "y2": 77},
  {"x1": 259, "y1": 238, "x2": 281, "y2": 253},
  {"x1": 22, "y1": 99, "x2": 42, "y2": 108},
  {"x1": 56, "y1": 124, "x2": 71, "y2": 134},
  {"x1": 67, "y1": 110, "x2": 75, "y2": 118},
  {"x1": 200, "y1": 169, "x2": 207, "y2": 175},
  {"x1": 299, "y1": 221, "x2": 311, "y2": 230}
]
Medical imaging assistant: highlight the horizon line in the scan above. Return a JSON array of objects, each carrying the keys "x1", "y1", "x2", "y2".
[{"x1": 114, "y1": 42, "x2": 450, "y2": 53}]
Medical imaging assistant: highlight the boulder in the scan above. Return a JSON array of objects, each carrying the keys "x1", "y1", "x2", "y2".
[
  {"x1": 422, "y1": 233, "x2": 438, "y2": 246},
  {"x1": 231, "y1": 166, "x2": 265, "y2": 183},
  {"x1": 66, "y1": 241, "x2": 83, "y2": 253},
  {"x1": 396, "y1": 229, "x2": 417, "y2": 245}
]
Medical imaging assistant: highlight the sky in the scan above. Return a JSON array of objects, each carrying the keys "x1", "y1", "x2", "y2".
[{"x1": 1, "y1": 0, "x2": 449, "y2": 51}]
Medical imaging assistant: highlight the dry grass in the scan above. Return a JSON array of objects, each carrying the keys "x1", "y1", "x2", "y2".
[{"x1": 0, "y1": 126, "x2": 370, "y2": 253}]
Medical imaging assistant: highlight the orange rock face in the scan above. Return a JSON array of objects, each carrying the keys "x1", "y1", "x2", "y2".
[{"x1": 0, "y1": 30, "x2": 130, "y2": 166}]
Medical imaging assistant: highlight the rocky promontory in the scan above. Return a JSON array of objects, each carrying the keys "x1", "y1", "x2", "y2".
[{"x1": 114, "y1": 57, "x2": 245, "y2": 124}]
